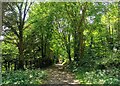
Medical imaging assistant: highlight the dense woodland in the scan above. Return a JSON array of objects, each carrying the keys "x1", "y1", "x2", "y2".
[{"x1": 1, "y1": 1, "x2": 120, "y2": 84}]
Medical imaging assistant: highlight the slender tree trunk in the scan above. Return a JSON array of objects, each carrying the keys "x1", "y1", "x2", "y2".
[
  {"x1": 118, "y1": 1, "x2": 120, "y2": 50},
  {"x1": 41, "y1": 33, "x2": 44, "y2": 58},
  {"x1": 72, "y1": 21, "x2": 76, "y2": 60},
  {"x1": 68, "y1": 33, "x2": 71, "y2": 62},
  {"x1": 79, "y1": 31, "x2": 84, "y2": 58},
  {"x1": 73, "y1": 30, "x2": 80, "y2": 66},
  {"x1": 44, "y1": 37, "x2": 47, "y2": 58},
  {"x1": 78, "y1": 3, "x2": 87, "y2": 60}
]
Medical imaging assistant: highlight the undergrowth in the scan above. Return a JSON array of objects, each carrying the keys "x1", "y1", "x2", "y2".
[
  {"x1": 2, "y1": 69, "x2": 47, "y2": 85},
  {"x1": 68, "y1": 63, "x2": 120, "y2": 84}
]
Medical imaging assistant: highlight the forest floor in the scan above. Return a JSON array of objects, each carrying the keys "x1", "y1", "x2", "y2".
[{"x1": 43, "y1": 64, "x2": 80, "y2": 84}]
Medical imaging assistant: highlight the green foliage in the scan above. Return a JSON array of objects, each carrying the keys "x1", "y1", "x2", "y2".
[
  {"x1": 2, "y1": 2, "x2": 120, "y2": 84},
  {"x1": 2, "y1": 70, "x2": 47, "y2": 84},
  {"x1": 2, "y1": 42, "x2": 18, "y2": 60},
  {"x1": 70, "y1": 66, "x2": 120, "y2": 84}
]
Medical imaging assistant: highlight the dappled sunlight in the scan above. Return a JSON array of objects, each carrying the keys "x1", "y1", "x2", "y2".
[
  {"x1": 44, "y1": 64, "x2": 80, "y2": 84},
  {"x1": 2, "y1": 2, "x2": 119, "y2": 85}
]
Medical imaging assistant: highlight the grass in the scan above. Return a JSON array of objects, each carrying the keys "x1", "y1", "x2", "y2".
[{"x1": 2, "y1": 69, "x2": 47, "y2": 84}]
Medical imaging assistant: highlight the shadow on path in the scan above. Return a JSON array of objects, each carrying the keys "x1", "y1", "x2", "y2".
[{"x1": 44, "y1": 64, "x2": 80, "y2": 84}]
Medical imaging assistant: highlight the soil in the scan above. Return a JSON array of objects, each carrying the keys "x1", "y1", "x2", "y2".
[{"x1": 44, "y1": 64, "x2": 80, "y2": 84}]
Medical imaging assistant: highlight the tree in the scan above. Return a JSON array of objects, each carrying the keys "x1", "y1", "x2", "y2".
[{"x1": 2, "y1": 2, "x2": 33, "y2": 69}]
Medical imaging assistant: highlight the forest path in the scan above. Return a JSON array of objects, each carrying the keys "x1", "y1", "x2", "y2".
[{"x1": 44, "y1": 64, "x2": 80, "y2": 84}]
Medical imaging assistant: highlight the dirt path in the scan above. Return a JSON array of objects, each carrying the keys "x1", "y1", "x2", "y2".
[{"x1": 44, "y1": 64, "x2": 80, "y2": 84}]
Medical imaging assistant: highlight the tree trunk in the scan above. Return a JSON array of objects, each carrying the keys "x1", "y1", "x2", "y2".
[
  {"x1": 89, "y1": 36, "x2": 93, "y2": 54},
  {"x1": 44, "y1": 37, "x2": 47, "y2": 58},
  {"x1": 78, "y1": 3, "x2": 87, "y2": 60},
  {"x1": 117, "y1": 1, "x2": 120, "y2": 50},
  {"x1": 18, "y1": 14, "x2": 24, "y2": 69},
  {"x1": 79, "y1": 31, "x2": 84, "y2": 59},
  {"x1": 41, "y1": 33, "x2": 44, "y2": 58},
  {"x1": 74, "y1": 30, "x2": 79, "y2": 61},
  {"x1": 68, "y1": 33, "x2": 71, "y2": 62},
  {"x1": 18, "y1": 30, "x2": 24, "y2": 70}
]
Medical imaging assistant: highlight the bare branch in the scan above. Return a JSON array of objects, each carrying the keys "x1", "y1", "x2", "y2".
[
  {"x1": 23, "y1": 1, "x2": 28, "y2": 24},
  {"x1": 23, "y1": 2, "x2": 33, "y2": 25}
]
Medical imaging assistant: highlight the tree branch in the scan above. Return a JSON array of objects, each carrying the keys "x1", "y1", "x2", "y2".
[
  {"x1": 23, "y1": 20, "x2": 37, "y2": 30},
  {"x1": 23, "y1": 2, "x2": 33, "y2": 25},
  {"x1": 3, "y1": 22, "x2": 19, "y2": 38}
]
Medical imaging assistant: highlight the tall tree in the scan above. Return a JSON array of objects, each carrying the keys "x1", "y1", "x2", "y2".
[
  {"x1": 64, "y1": 2, "x2": 88, "y2": 62},
  {"x1": 2, "y1": 2, "x2": 33, "y2": 69}
]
